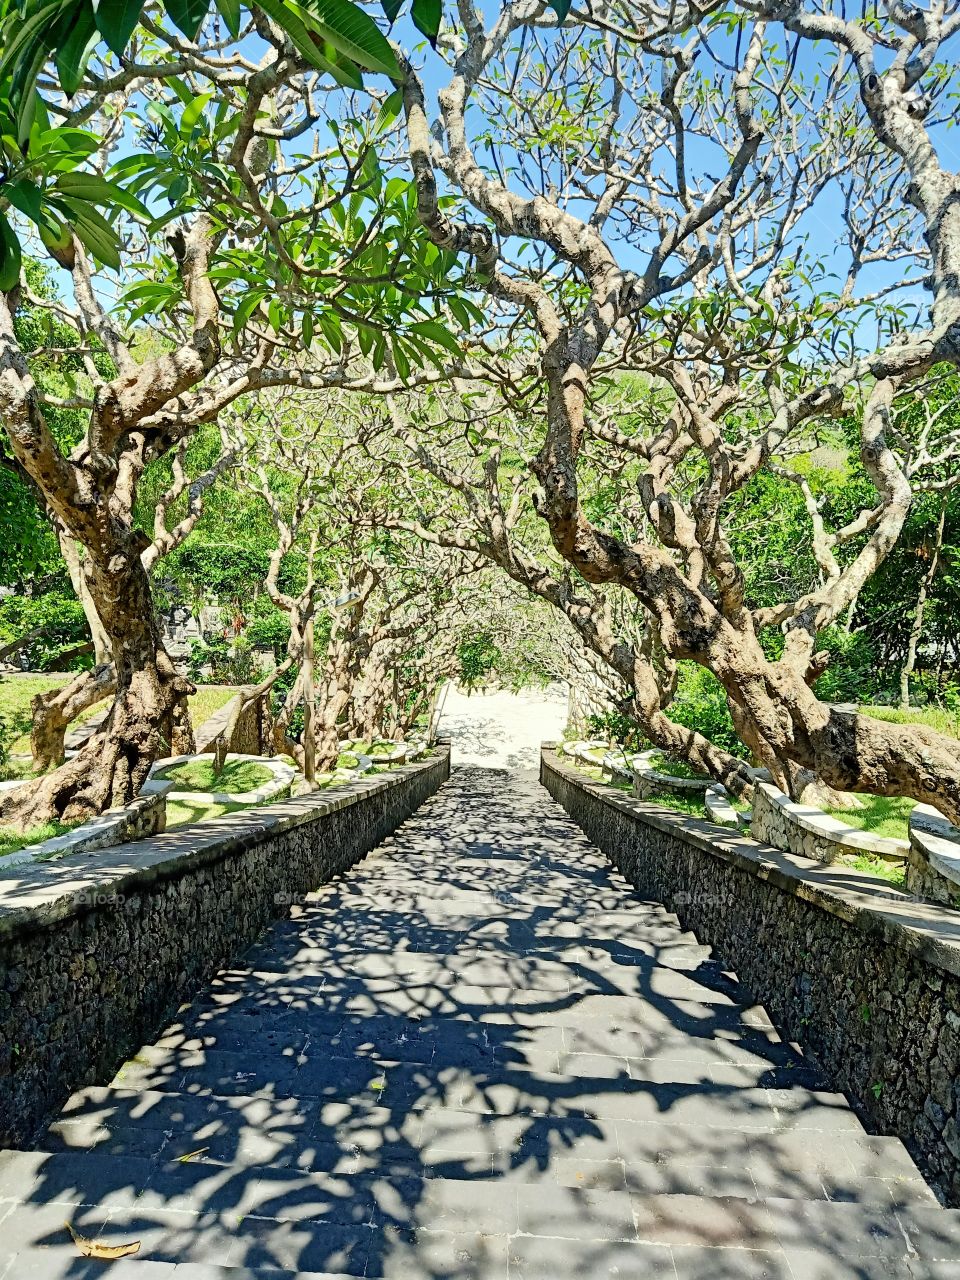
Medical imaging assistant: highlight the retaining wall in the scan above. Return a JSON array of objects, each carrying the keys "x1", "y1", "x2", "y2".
[
  {"x1": 541, "y1": 746, "x2": 960, "y2": 1205},
  {"x1": 0, "y1": 747, "x2": 449, "y2": 1146}
]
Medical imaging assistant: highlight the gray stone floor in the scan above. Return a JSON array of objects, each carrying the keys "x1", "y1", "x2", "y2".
[{"x1": 2, "y1": 767, "x2": 960, "y2": 1278}]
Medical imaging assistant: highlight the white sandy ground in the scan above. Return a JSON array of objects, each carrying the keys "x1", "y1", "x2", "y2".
[{"x1": 435, "y1": 683, "x2": 569, "y2": 773}]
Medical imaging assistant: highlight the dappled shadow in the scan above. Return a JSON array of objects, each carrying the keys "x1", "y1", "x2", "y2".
[{"x1": 0, "y1": 767, "x2": 954, "y2": 1279}]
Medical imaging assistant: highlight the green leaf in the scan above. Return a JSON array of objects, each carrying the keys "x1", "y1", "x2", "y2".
[
  {"x1": 180, "y1": 92, "x2": 213, "y2": 131},
  {"x1": 92, "y1": 0, "x2": 144, "y2": 55},
  {"x1": 409, "y1": 318, "x2": 460, "y2": 356},
  {"x1": 4, "y1": 179, "x2": 43, "y2": 225},
  {"x1": 55, "y1": 3, "x2": 98, "y2": 95},
  {"x1": 255, "y1": 0, "x2": 356, "y2": 83},
  {"x1": 304, "y1": 0, "x2": 398, "y2": 76},
  {"x1": 0, "y1": 210, "x2": 22, "y2": 292},
  {"x1": 380, "y1": 0, "x2": 403, "y2": 24},
  {"x1": 166, "y1": 0, "x2": 210, "y2": 40},
  {"x1": 546, "y1": 0, "x2": 571, "y2": 20},
  {"x1": 372, "y1": 87, "x2": 402, "y2": 137},
  {"x1": 410, "y1": 0, "x2": 440, "y2": 47},
  {"x1": 301, "y1": 310, "x2": 314, "y2": 347},
  {"x1": 216, "y1": 0, "x2": 241, "y2": 36},
  {"x1": 52, "y1": 196, "x2": 122, "y2": 268},
  {"x1": 232, "y1": 289, "x2": 265, "y2": 332},
  {"x1": 53, "y1": 171, "x2": 151, "y2": 220},
  {"x1": 391, "y1": 334, "x2": 410, "y2": 380}
]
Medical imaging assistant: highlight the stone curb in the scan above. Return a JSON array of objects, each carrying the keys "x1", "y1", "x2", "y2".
[
  {"x1": 908, "y1": 804, "x2": 960, "y2": 906},
  {"x1": 0, "y1": 789, "x2": 171, "y2": 868}
]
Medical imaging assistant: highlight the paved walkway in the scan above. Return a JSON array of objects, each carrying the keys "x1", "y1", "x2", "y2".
[
  {"x1": 1, "y1": 769, "x2": 958, "y2": 1279},
  {"x1": 436, "y1": 687, "x2": 567, "y2": 771}
]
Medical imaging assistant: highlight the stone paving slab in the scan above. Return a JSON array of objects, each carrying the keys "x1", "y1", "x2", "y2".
[{"x1": 2, "y1": 766, "x2": 956, "y2": 1279}]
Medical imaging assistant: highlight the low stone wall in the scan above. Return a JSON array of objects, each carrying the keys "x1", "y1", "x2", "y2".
[
  {"x1": 632, "y1": 749, "x2": 710, "y2": 800},
  {"x1": 0, "y1": 788, "x2": 169, "y2": 868},
  {"x1": 908, "y1": 805, "x2": 960, "y2": 908},
  {"x1": 0, "y1": 746, "x2": 449, "y2": 1146},
  {"x1": 541, "y1": 746, "x2": 960, "y2": 1205},
  {"x1": 752, "y1": 780, "x2": 909, "y2": 864}
]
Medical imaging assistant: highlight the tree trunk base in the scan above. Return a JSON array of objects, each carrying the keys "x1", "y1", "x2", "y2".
[{"x1": 2, "y1": 659, "x2": 194, "y2": 831}]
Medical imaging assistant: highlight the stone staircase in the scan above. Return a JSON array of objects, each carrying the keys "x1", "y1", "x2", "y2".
[{"x1": 0, "y1": 767, "x2": 958, "y2": 1279}]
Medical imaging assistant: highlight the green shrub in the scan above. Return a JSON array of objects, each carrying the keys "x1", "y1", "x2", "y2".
[
  {"x1": 585, "y1": 709, "x2": 641, "y2": 746},
  {"x1": 187, "y1": 637, "x2": 257, "y2": 685},
  {"x1": 813, "y1": 627, "x2": 879, "y2": 704},
  {"x1": 667, "y1": 665, "x2": 748, "y2": 758},
  {"x1": 0, "y1": 591, "x2": 89, "y2": 671}
]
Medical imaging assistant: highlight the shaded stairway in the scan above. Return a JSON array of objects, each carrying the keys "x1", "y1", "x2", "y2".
[{"x1": 1, "y1": 767, "x2": 958, "y2": 1278}]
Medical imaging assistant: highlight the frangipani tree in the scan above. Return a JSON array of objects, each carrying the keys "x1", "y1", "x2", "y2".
[
  {"x1": 0, "y1": 5, "x2": 468, "y2": 828},
  {"x1": 398, "y1": 0, "x2": 960, "y2": 818}
]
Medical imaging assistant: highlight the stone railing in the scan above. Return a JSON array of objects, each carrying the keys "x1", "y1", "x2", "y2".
[
  {"x1": 541, "y1": 745, "x2": 960, "y2": 1205},
  {"x1": 751, "y1": 780, "x2": 908, "y2": 865},
  {"x1": 908, "y1": 805, "x2": 960, "y2": 908},
  {"x1": 0, "y1": 746, "x2": 449, "y2": 1146}
]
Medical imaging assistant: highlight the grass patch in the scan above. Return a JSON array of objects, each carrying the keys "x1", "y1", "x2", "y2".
[
  {"x1": 822, "y1": 794, "x2": 915, "y2": 843},
  {"x1": 842, "y1": 852, "x2": 906, "y2": 887},
  {"x1": 336, "y1": 752, "x2": 360, "y2": 769},
  {"x1": 369, "y1": 741, "x2": 399, "y2": 757},
  {"x1": 0, "y1": 820, "x2": 77, "y2": 858},
  {"x1": 860, "y1": 703, "x2": 959, "y2": 741},
  {"x1": 160, "y1": 758, "x2": 273, "y2": 792},
  {"x1": 189, "y1": 685, "x2": 240, "y2": 729},
  {"x1": 645, "y1": 790, "x2": 708, "y2": 819},
  {"x1": 648, "y1": 751, "x2": 705, "y2": 780}
]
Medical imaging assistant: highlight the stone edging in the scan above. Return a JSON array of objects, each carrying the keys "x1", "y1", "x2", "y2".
[
  {"x1": 631, "y1": 748, "x2": 710, "y2": 798},
  {"x1": 146, "y1": 752, "x2": 297, "y2": 805},
  {"x1": 907, "y1": 805, "x2": 960, "y2": 907},
  {"x1": 704, "y1": 783, "x2": 750, "y2": 831},
  {"x1": 752, "y1": 780, "x2": 909, "y2": 864},
  {"x1": 0, "y1": 788, "x2": 168, "y2": 868}
]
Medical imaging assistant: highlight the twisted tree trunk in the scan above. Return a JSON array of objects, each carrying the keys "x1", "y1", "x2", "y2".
[{"x1": 1, "y1": 554, "x2": 194, "y2": 829}]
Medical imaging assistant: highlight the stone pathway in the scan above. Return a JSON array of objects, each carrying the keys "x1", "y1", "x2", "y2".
[{"x1": 1, "y1": 768, "x2": 959, "y2": 1279}]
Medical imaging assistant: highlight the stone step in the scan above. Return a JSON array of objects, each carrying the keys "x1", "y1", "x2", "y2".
[
  {"x1": 198, "y1": 970, "x2": 779, "y2": 1033},
  {"x1": 102, "y1": 1043, "x2": 860, "y2": 1136},
  {"x1": 0, "y1": 1255, "x2": 353, "y2": 1280},
  {"x1": 0, "y1": 1147, "x2": 952, "y2": 1278},
  {"x1": 218, "y1": 951, "x2": 737, "y2": 1003},
  {"x1": 152, "y1": 1003, "x2": 819, "y2": 1080},
  {"x1": 31, "y1": 1103, "x2": 942, "y2": 1204}
]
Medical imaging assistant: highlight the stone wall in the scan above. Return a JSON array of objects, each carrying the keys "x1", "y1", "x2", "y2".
[
  {"x1": 541, "y1": 746, "x2": 960, "y2": 1206},
  {"x1": 751, "y1": 780, "x2": 909, "y2": 864},
  {"x1": 0, "y1": 747, "x2": 449, "y2": 1147},
  {"x1": 908, "y1": 805, "x2": 960, "y2": 909}
]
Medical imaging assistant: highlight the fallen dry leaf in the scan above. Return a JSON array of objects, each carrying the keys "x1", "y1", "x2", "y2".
[
  {"x1": 66, "y1": 1220, "x2": 140, "y2": 1260},
  {"x1": 177, "y1": 1146, "x2": 209, "y2": 1163}
]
